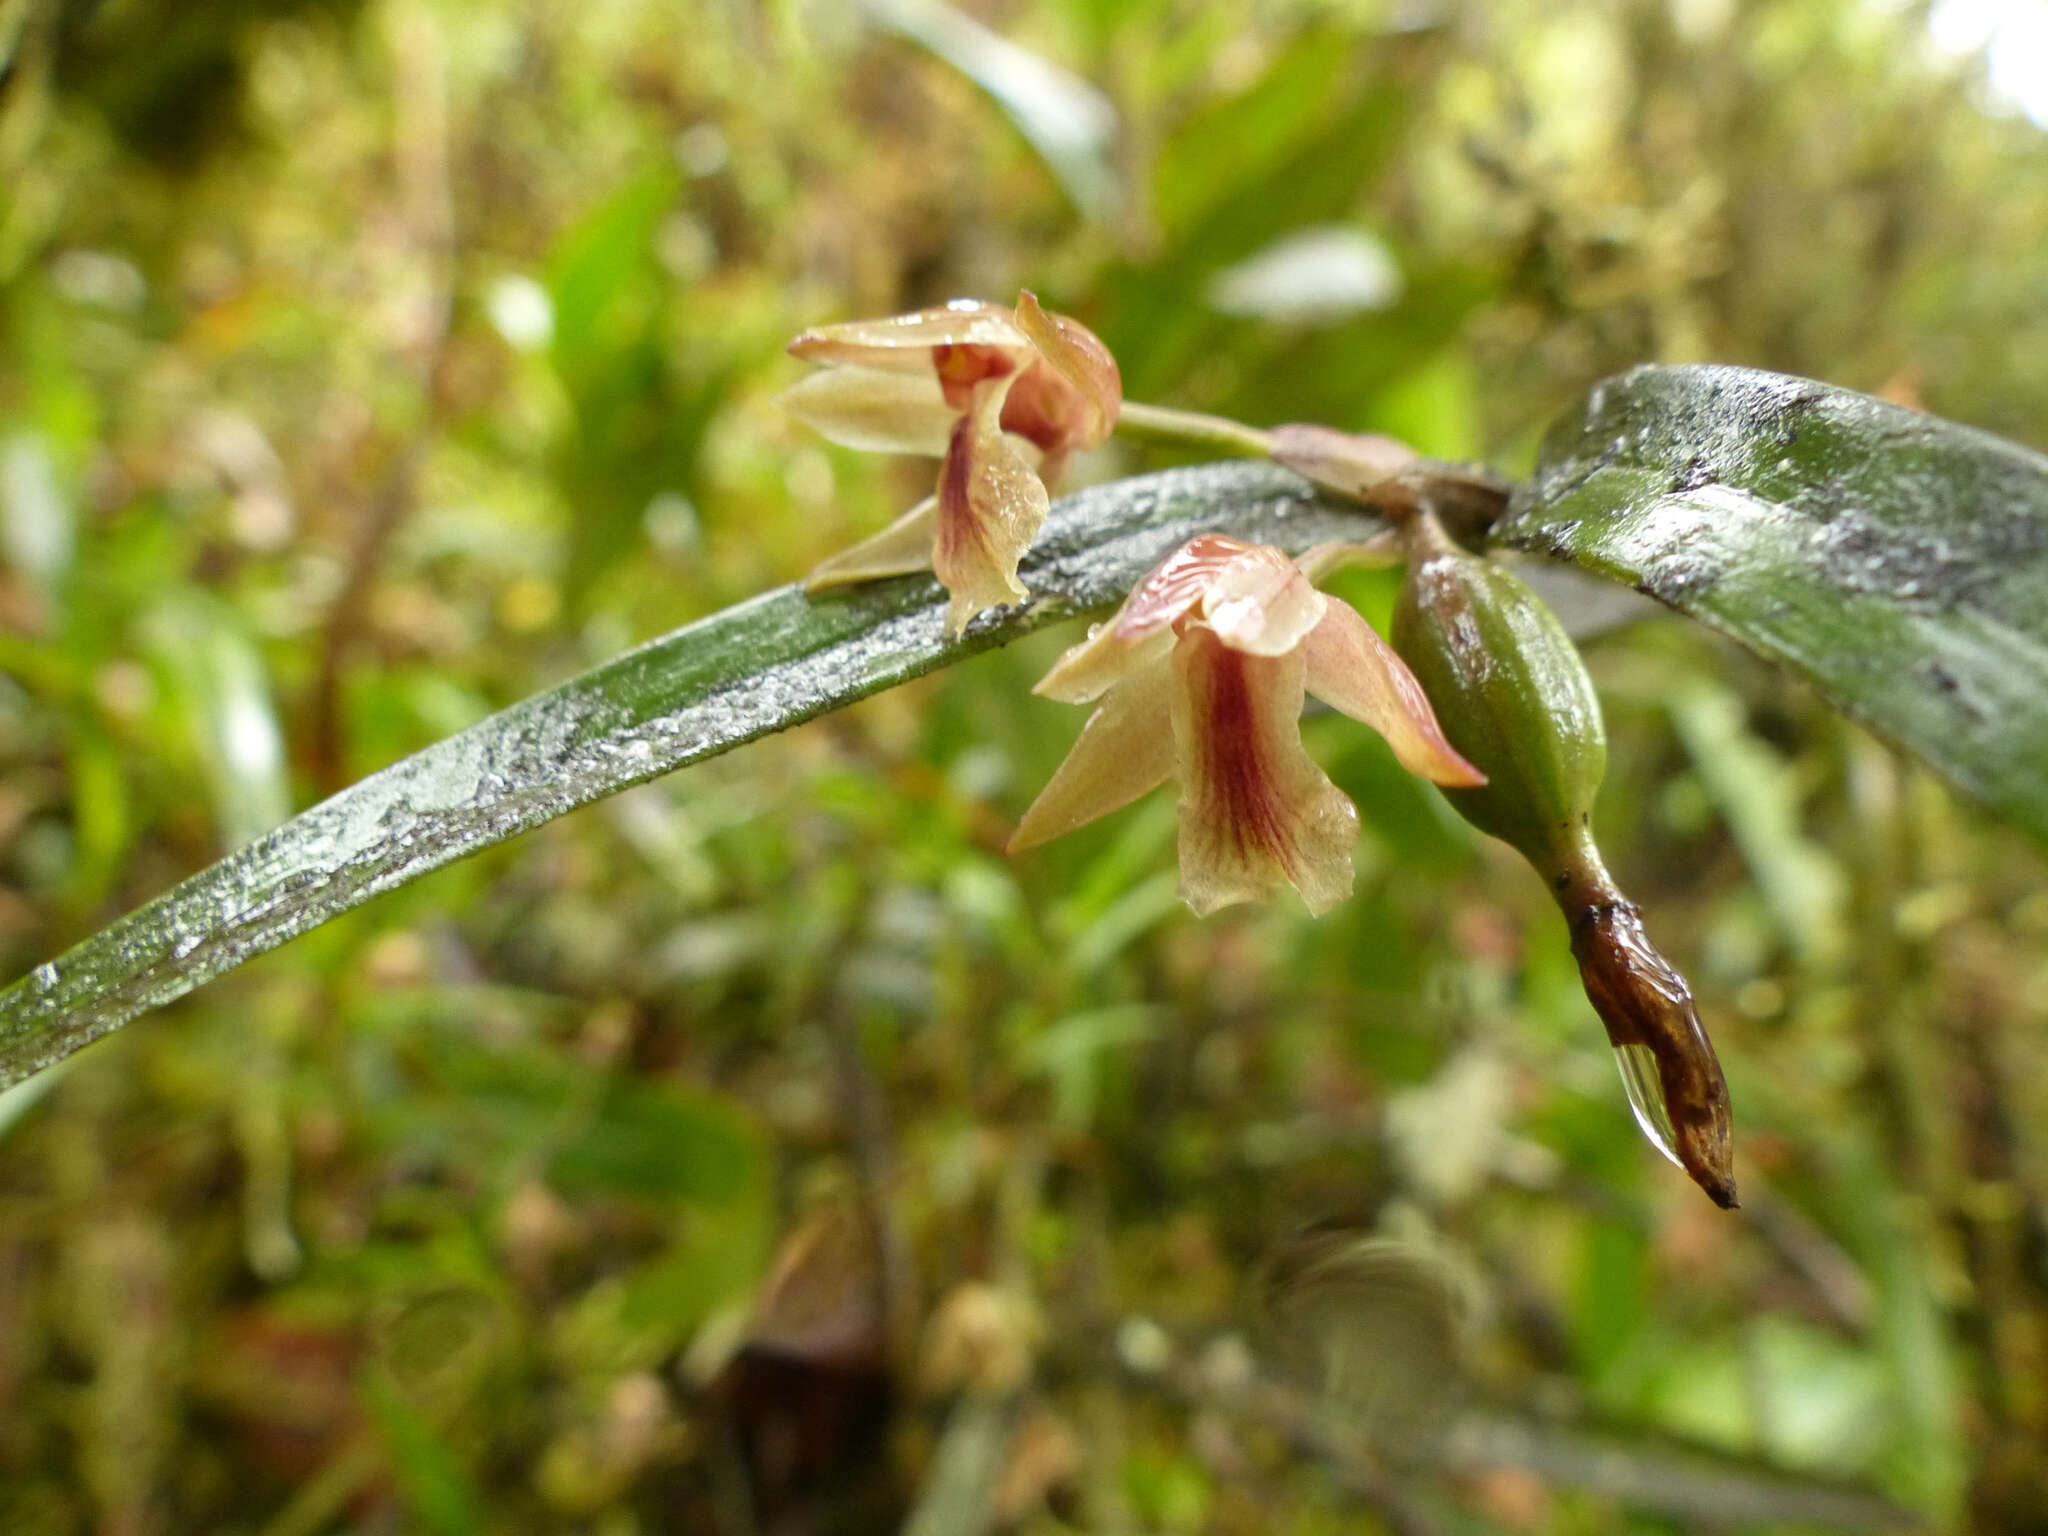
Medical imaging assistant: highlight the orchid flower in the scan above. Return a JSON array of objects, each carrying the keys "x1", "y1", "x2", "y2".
[
  {"x1": 1009, "y1": 535, "x2": 1485, "y2": 916},
  {"x1": 780, "y1": 292, "x2": 1121, "y2": 636}
]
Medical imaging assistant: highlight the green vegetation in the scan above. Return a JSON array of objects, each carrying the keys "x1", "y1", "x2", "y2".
[{"x1": 2, "y1": 1, "x2": 2046, "y2": 1532}]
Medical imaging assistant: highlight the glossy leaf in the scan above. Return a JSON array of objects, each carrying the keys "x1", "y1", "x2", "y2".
[
  {"x1": 0, "y1": 462, "x2": 1385, "y2": 1089},
  {"x1": 1497, "y1": 365, "x2": 2048, "y2": 840}
]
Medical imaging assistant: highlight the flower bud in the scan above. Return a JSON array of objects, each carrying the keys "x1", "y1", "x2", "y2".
[
  {"x1": 1390, "y1": 512, "x2": 1605, "y2": 875},
  {"x1": 1392, "y1": 512, "x2": 1737, "y2": 1207}
]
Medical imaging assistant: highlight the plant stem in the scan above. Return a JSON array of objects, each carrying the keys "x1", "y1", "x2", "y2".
[{"x1": 1114, "y1": 401, "x2": 1273, "y2": 459}]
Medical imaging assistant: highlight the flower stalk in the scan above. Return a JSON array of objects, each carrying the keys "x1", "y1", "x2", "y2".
[{"x1": 1111, "y1": 401, "x2": 1274, "y2": 459}]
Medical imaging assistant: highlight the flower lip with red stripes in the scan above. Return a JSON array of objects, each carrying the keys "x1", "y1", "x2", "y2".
[
  {"x1": 1010, "y1": 534, "x2": 1484, "y2": 916},
  {"x1": 780, "y1": 293, "x2": 1120, "y2": 636}
]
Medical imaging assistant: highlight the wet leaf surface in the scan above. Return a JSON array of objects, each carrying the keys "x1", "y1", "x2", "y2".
[
  {"x1": 0, "y1": 462, "x2": 1380, "y2": 1088},
  {"x1": 1498, "y1": 365, "x2": 2048, "y2": 839}
]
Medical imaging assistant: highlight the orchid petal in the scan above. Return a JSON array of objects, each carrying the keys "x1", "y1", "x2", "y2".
[
  {"x1": 934, "y1": 379, "x2": 1046, "y2": 635},
  {"x1": 1033, "y1": 621, "x2": 1174, "y2": 704},
  {"x1": 1008, "y1": 660, "x2": 1175, "y2": 852},
  {"x1": 1171, "y1": 629, "x2": 1359, "y2": 916},
  {"x1": 1036, "y1": 534, "x2": 1315, "y2": 700},
  {"x1": 999, "y1": 363, "x2": 1082, "y2": 459},
  {"x1": 1301, "y1": 600, "x2": 1486, "y2": 787},
  {"x1": 803, "y1": 497, "x2": 938, "y2": 592},
  {"x1": 787, "y1": 301, "x2": 1028, "y2": 369},
  {"x1": 1010, "y1": 291, "x2": 1121, "y2": 449},
  {"x1": 932, "y1": 342, "x2": 1029, "y2": 411},
  {"x1": 1195, "y1": 548, "x2": 1327, "y2": 656},
  {"x1": 1111, "y1": 533, "x2": 1256, "y2": 642},
  {"x1": 777, "y1": 367, "x2": 956, "y2": 456},
  {"x1": 1270, "y1": 423, "x2": 1420, "y2": 502}
]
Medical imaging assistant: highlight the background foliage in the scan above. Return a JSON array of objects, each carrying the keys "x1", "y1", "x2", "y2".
[{"x1": 2, "y1": 1, "x2": 2046, "y2": 1532}]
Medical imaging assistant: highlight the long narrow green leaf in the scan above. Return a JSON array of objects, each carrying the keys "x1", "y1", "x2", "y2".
[
  {"x1": 1497, "y1": 365, "x2": 2048, "y2": 839},
  {"x1": 0, "y1": 462, "x2": 1383, "y2": 1088}
]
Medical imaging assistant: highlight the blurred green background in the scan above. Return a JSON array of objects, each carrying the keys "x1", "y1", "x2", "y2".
[{"x1": 3, "y1": 1, "x2": 2047, "y2": 1531}]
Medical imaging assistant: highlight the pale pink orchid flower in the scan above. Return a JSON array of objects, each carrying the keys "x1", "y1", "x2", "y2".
[
  {"x1": 780, "y1": 292, "x2": 1121, "y2": 637},
  {"x1": 1009, "y1": 534, "x2": 1485, "y2": 916}
]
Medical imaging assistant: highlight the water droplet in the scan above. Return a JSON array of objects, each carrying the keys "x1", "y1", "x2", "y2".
[
  {"x1": 31, "y1": 961, "x2": 58, "y2": 994},
  {"x1": 1613, "y1": 1042, "x2": 1682, "y2": 1171}
]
